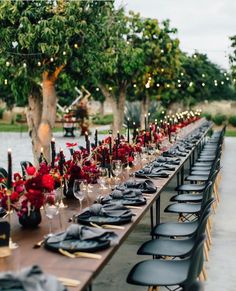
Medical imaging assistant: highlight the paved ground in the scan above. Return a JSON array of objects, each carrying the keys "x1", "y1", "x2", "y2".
[
  {"x1": 92, "y1": 137, "x2": 236, "y2": 291},
  {"x1": 1, "y1": 132, "x2": 235, "y2": 290}
]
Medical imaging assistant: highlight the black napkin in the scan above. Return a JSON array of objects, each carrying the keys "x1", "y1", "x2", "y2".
[
  {"x1": 100, "y1": 189, "x2": 146, "y2": 206},
  {"x1": 0, "y1": 265, "x2": 66, "y2": 291},
  {"x1": 135, "y1": 167, "x2": 169, "y2": 178},
  {"x1": 151, "y1": 162, "x2": 175, "y2": 171},
  {"x1": 116, "y1": 179, "x2": 157, "y2": 193},
  {"x1": 78, "y1": 203, "x2": 133, "y2": 220},
  {"x1": 47, "y1": 224, "x2": 118, "y2": 246},
  {"x1": 155, "y1": 157, "x2": 181, "y2": 165}
]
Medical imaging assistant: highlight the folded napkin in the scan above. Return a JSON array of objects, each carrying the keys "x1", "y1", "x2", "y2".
[
  {"x1": 79, "y1": 203, "x2": 133, "y2": 219},
  {"x1": 135, "y1": 167, "x2": 169, "y2": 178},
  {"x1": 156, "y1": 157, "x2": 181, "y2": 165},
  {"x1": 116, "y1": 179, "x2": 157, "y2": 193},
  {"x1": 0, "y1": 207, "x2": 6, "y2": 218},
  {"x1": 151, "y1": 162, "x2": 175, "y2": 171},
  {"x1": 0, "y1": 265, "x2": 66, "y2": 291},
  {"x1": 47, "y1": 223, "x2": 118, "y2": 246},
  {"x1": 100, "y1": 189, "x2": 146, "y2": 206}
]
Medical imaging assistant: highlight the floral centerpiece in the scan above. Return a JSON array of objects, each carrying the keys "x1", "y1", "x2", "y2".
[{"x1": 0, "y1": 163, "x2": 59, "y2": 227}]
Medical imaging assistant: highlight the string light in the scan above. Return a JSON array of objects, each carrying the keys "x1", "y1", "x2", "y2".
[
  {"x1": 50, "y1": 57, "x2": 54, "y2": 62},
  {"x1": 4, "y1": 79, "x2": 8, "y2": 85},
  {"x1": 202, "y1": 74, "x2": 205, "y2": 78},
  {"x1": 37, "y1": 61, "x2": 41, "y2": 66},
  {"x1": 180, "y1": 72, "x2": 184, "y2": 76},
  {"x1": 178, "y1": 84, "x2": 181, "y2": 88},
  {"x1": 202, "y1": 83, "x2": 205, "y2": 87},
  {"x1": 96, "y1": 87, "x2": 99, "y2": 91},
  {"x1": 23, "y1": 63, "x2": 27, "y2": 68},
  {"x1": 189, "y1": 82, "x2": 193, "y2": 87},
  {"x1": 177, "y1": 79, "x2": 181, "y2": 83},
  {"x1": 156, "y1": 83, "x2": 160, "y2": 87},
  {"x1": 221, "y1": 81, "x2": 224, "y2": 85},
  {"x1": 74, "y1": 44, "x2": 78, "y2": 48},
  {"x1": 133, "y1": 84, "x2": 136, "y2": 88},
  {"x1": 6, "y1": 61, "x2": 10, "y2": 67},
  {"x1": 63, "y1": 51, "x2": 66, "y2": 55},
  {"x1": 109, "y1": 87, "x2": 112, "y2": 91}
]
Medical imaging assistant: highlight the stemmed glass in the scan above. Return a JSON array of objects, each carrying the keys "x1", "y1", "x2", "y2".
[
  {"x1": 111, "y1": 160, "x2": 122, "y2": 186},
  {"x1": 97, "y1": 166, "x2": 108, "y2": 191},
  {"x1": 129, "y1": 152, "x2": 141, "y2": 183},
  {"x1": 73, "y1": 179, "x2": 88, "y2": 212},
  {"x1": 44, "y1": 192, "x2": 60, "y2": 238}
]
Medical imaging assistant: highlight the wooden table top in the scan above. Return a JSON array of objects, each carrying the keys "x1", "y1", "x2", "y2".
[{"x1": 0, "y1": 119, "x2": 211, "y2": 291}]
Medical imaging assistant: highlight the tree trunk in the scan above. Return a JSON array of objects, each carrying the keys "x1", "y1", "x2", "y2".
[
  {"x1": 99, "y1": 84, "x2": 127, "y2": 135},
  {"x1": 37, "y1": 73, "x2": 57, "y2": 162},
  {"x1": 26, "y1": 91, "x2": 43, "y2": 166},
  {"x1": 140, "y1": 92, "x2": 150, "y2": 130},
  {"x1": 111, "y1": 87, "x2": 126, "y2": 134}
]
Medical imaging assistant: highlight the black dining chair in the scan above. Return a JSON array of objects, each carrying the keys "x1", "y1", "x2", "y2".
[{"x1": 127, "y1": 235, "x2": 206, "y2": 290}]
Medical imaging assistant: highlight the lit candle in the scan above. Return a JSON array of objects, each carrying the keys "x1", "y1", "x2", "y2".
[
  {"x1": 127, "y1": 118, "x2": 130, "y2": 144},
  {"x1": 115, "y1": 138, "x2": 119, "y2": 159},
  {"x1": 94, "y1": 129, "x2": 98, "y2": 147},
  {"x1": 7, "y1": 149, "x2": 12, "y2": 189},
  {"x1": 144, "y1": 132, "x2": 147, "y2": 147},
  {"x1": 109, "y1": 136, "x2": 112, "y2": 155},
  {"x1": 59, "y1": 148, "x2": 65, "y2": 176},
  {"x1": 117, "y1": 131, "x2": 120, "y2": 144},
  {"x1": 149, "y1": 125, "x2": 152, "y2": 142},
  {"x1": 144, "y1": 114, "x2": 147, "y2": 131},
  {"x1": 51, "y1": 138, "x2": 56, "y2": 168},
  {"x1": 133, "y1": 122, "x2": 136, "y2": 141},
  {"x1": 85, "y1": 131, "x2": 88, "y2": 142},
  {"x1": 154, "y1": 119, "x2": 158, "y2": 132},
  {"x1": 86, "y1": 137, "x2": 91, "y2": 154},
  {"x1": 148, "y1": 112, "x2": 151, "y2": 124}
]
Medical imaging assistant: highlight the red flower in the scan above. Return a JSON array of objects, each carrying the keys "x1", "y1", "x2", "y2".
[
  {"x1": 11, "y1": 191, "x2": 19, "y2": 201},
  {"x1": 66, "y1": 142, "x2": 78, "y2": 148},
  {"x1": 25, "y1": 176, "x2": 42, "y2": 191},
  {"x1": 42, "y1": 174, "x2": 55, "y2": 191},
  {"x1": 26, "y1": 166, "x2": 36, "y2": 176},
  {"x1": 14, "y1": 173, "x2": 22, "y2": 181}
]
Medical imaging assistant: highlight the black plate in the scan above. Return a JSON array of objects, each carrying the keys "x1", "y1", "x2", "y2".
[
  {"x1": 77, "y1": 214, "x2": 132, "y2": 226},
  {"x1": 45, "y1": 235, "x2": 110, "y2": 253},
  {"x1": 0, "y1": 207, "x2": 6, "y2": 218}
]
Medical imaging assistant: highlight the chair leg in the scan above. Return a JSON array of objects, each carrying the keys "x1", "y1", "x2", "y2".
[
  {"x1": 199, "y1": 272, "x2": 205, "y2": 282},
  {"x1": 202, "y1": 265, "x2": 208, "y2": 281},
  {"x1": 204, "y1": 242, "x2": 209, "y2": 261},
  {"x1": 206, "y1": 224, "x2": 212, "y2": 245}
]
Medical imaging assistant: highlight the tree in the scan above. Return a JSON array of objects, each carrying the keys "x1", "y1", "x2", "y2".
[
  {"x1": 0, "y1": 0, "x2": 110, "y2": 162},
  {"x1": 126, "y1": 16, "x2": 181, "y2": 128}
]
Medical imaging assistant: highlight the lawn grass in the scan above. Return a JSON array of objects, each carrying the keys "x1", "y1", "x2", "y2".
[
  {"x1": 0, "y1": 123, "x2": 63, "y2": 132},
  {"x1": 225, "y1": 130, "x2": 236, "y2": 137}
]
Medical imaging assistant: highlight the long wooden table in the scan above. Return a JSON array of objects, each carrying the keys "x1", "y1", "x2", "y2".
[{"x1": 0, "y1": 119, "x2": 211, "y2": 291}]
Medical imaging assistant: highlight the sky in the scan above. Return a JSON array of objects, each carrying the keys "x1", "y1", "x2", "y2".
[{"x1": 115, "y1": 0, "x2": 236, "y2": 70}]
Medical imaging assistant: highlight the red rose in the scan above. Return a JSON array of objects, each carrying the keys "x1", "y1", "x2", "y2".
[
  {"x1": 25, "y1": 176, "x2": 42, "y2": 191},
  {"x1": 26, "y1": 166, "x2": 36, "y2": 176},
  {"x1": 42, "y1": 174, "x2": 54, "y2": 191},
  {"x1": 10, "y1": 191, "x2": 19, "y2": 201}
]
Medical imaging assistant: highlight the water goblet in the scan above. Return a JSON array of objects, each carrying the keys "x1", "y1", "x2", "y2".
[
  {"x1": 97, "y1": 167, "x2": 108, "y2": 191},
  {"x1": 73, "y1": 179, "x2": 88, "y2": 212},
  {"x1": 44, "y1": 192, "x2": 59, "y2": 237},
  {"x1": 111, "y1": 160, "x2": 122, "y2": 185}
]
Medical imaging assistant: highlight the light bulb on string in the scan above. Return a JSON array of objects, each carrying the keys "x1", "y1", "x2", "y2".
[
  {"x1": 63, "y1": 51, "x2": 66, "y2": 56},
  {"x1": 96, "y1": 87, "x2": 99, "y2": 91},
  {"x1": 177, "y1": 79, "x2": 181, "y2": 83},
  {"x1": 226, "y1": 77, "x2": 229, "y2": 81},
  {"x1": 23, "y1": 63, "x2": 27, "y2": 68},
  {"x1": 202, "y1": 74, "x2": 205, "y2": 78},
  {"x1": 50, "y1": 57, "x2": 54, "y2": 62},
  {"x1": 180, "y1": 72, "x2": 184, "y2": 76},
  {"x1": 202, "y1": 83, "x2": 205, "y2": 87},
  {"x1": 74, "y1": 44, "x2": 78, "y2": 48},
  {"x1": 4, "y1": 79, "x2": 8, "y2": 85},
  {"x1": 37, "y1": 61, "x2": 41, "y2": 66},
  {"x1": 178, "y1": 84, "x2": 181, "y2": 88},
  {"x1": 133, "y1": 84, "x2": 137, "y2": 88},
  {"x1": 6, "y1": 61, "x2": 10, "y2": 67},
  {"x1": 156, "y1": 83, "x2": 160, "y2": 87},
  {"x1": 221, "y1": 81, "x2": 224, "y2": 85},
  {"x1": 109, "y1": 87, "x2": 112, "y2": 91},
  {"x1": 189, "y1": 82, "x2": 193, "y2": 87}
]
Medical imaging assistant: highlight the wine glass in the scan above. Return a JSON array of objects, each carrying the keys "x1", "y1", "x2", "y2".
[
  {"x1": 73, "y1": 179, "x2": 87, "y2": 211},
  {"x1": 97, "y1": 167, "x2": 108, "y2": 191},
  {"x1": 130, "y1": 152, "x2": 141, "y2": 182},
  {"x1": 44, "y1": 192, "x2": 59, "y2": 237},
  {"x1": 111, "y1": 160, "x2": 122, "y2": 185}
]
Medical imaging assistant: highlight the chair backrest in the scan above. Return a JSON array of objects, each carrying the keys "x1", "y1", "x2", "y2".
[
  {"x1": 20, "y1": 161, "x2": 33, "y2": 179},
  {"x1": 195, "y1": 209, "x2": 211, "y2": 238},
  {"x1": 184, "y1": 234, "x2": 206, "y2": 285}
]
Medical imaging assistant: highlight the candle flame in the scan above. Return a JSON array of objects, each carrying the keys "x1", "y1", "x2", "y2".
[
  {"x1": 40, "y1": 147, "x2": 43, "y2": 153},
  {"x1": 8, "y1": 148, "x2": 12, "y2": 153}
]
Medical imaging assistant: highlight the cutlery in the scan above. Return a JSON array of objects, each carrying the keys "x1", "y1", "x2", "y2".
[
  {"x1": 90, "y1": 222, "x2": 124, "y2": 230},
  {"x1": 57, "y1": 277, "x2": 80, "y2": 287},
  {"x1": 59, "y1": 248, "x2": 101, "y2": 259},
  {"x1": 126, "y1": 205, "x2": 143, "y2": 209},
  {"x1": 33, "y1": 239, "x2": 45, "y2": 249}
]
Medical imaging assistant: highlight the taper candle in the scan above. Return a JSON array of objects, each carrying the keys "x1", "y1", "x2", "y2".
[{"x1": 7, "y1": 149, "x2": 12, "y2": 189}]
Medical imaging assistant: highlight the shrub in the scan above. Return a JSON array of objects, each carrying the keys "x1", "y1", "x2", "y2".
[
  {"x1": 0, "y1": 108, "x2": 5, "y2": 119},
  {"x1": 15, "y1": 113, "x2": 23, "y2": 122},
  {"x1": 92, "y1": 114, "x2": 113, "y2": 125},
  {"x1": 202, "y1": 112, "x2": 212, "y2": 121},
  {"x1": 212, "y1": 114, "x2": 227, "y2": 126},
  {"x1": 228, "y1": 115, "x2": 236, "y2": 127}
]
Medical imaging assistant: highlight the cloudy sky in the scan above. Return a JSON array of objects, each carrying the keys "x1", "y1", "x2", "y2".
[{"x1": 115, "y1": 0, "x2": 236, "y2": 70}]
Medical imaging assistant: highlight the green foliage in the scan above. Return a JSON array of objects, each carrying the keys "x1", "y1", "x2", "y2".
[
  {"x1": 15, "y1": 113, "x2": 24, "y2": 122},
  {"x1": 202, "y1": 112, "x2": 212, "y2": 121},
  {"x1": 228, "y1": 115, "x2": 236, "y2": 127},
  {"x1": 92, "y1": 114, "x2": 113, "y2": 125},
  {"x1": 0, "y1": 107, "x2": 5, "y2": 119},
  {"x1": 212, "y1": 113, "x2": 227, "y2": 125}
]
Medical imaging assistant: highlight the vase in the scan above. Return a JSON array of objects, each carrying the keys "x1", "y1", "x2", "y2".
[{"x1": 18, "y1": 209, "x2": 42, "y2": 228}]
